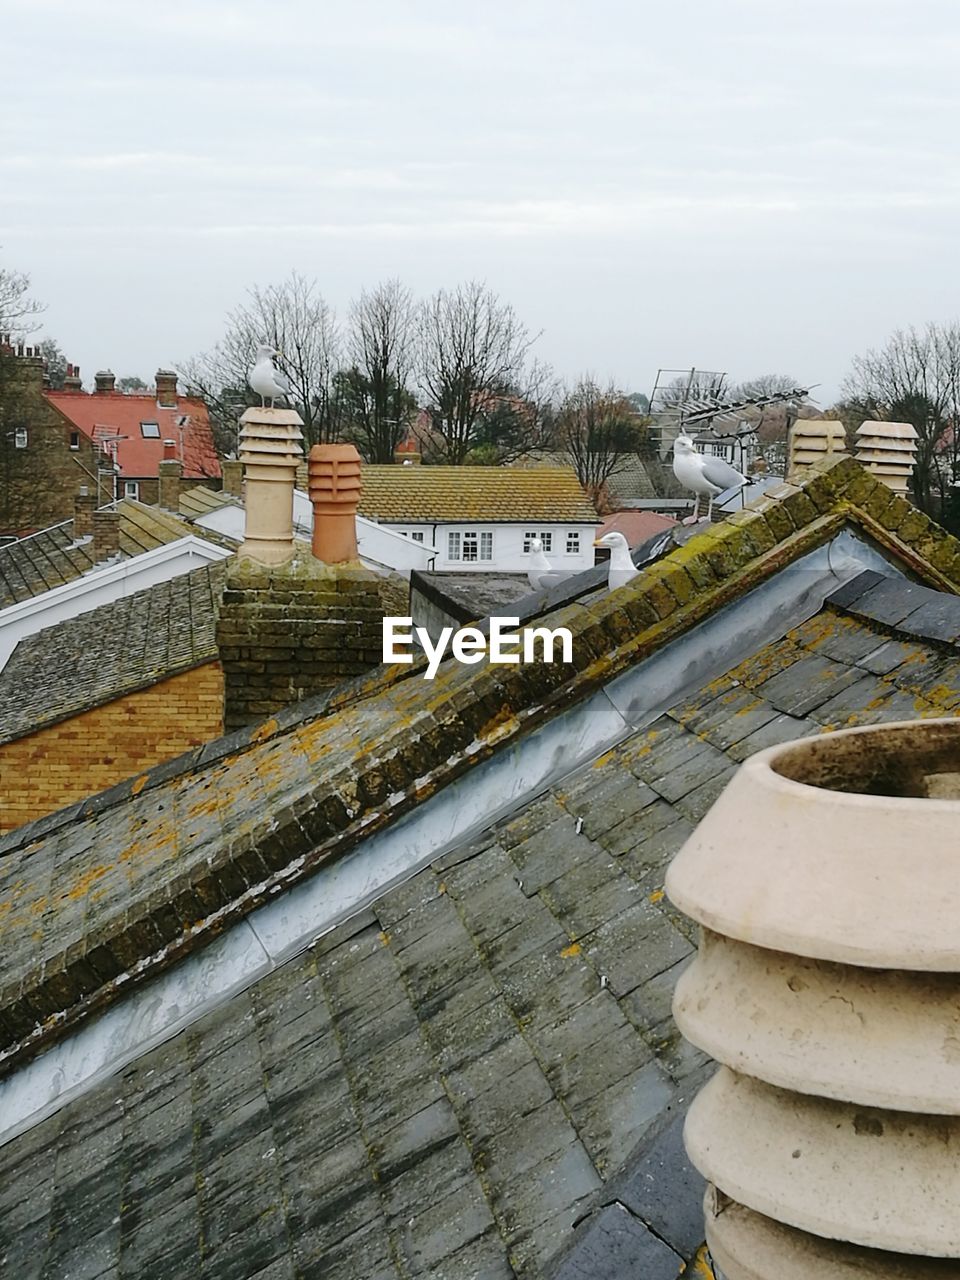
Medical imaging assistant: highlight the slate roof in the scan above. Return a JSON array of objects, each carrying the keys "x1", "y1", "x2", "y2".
[
  {"x1": 0, "y1": 500, "x2": 236, "y2": 608},
  {"x1": 3, "y1": 458, "x2": 960, "y2": 1278},
  {"x1": 3, "y1": 596, "x2": 960, "y2": 1278},
  {"x1": 179, "y1": 484, "x2": 236, "y2": 520},
  {"x1": 45, "y1": 390, "x2": 221, "y2": 481},
  {"x1": 603, "y1": 457, "x2": 659, "y2": 506},
  {"x1": 0, "y1": 560, "x2": 227, "y2": 744},
  {"x1": 358, "y1": 466, "x2": 599, "y2": 524}
]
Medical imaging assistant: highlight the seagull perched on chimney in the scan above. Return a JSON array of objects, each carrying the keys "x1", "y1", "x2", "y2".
[
  {"x1": 672, "y1": 431, "x2": 746, "y2": 521},
  {"x1": 593, "y1": 531, "x2": 639, "y2": 592},
  {"x1": 249, "y1": 345, "x2": 294, "y2": 407}
]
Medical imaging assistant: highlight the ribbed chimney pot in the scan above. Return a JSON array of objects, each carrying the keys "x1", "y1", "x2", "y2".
[
  {"x1": 237, "y1": 406, "x2": 304, "y2": 565},
  {"x1": 668, "y1": 719, "x2": 960, "y2": 1272},
  {"x1": 308, "y1": 443, "x2": 362, "y2": 563}
]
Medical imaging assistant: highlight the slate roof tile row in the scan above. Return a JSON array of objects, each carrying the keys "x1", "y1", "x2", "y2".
[
  {"x1": 5, "y1": 602, "x2": 959, "y2": 1277},
  {"x1": 0, "y1": 560, "x2": 227, "y2": 743},
  {"x1": 0, "y1": 498, "x2": 236, "y2": 608}
]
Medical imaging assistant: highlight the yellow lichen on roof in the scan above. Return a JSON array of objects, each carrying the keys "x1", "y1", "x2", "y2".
[{"x1": 357, "y1": 465, "x2": 599, "y2": 523}]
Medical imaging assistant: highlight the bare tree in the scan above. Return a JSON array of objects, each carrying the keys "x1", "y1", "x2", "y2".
[
  {"x1": 556, "y1": 377, "x2": 646, "y2": 503},
  {"x1": 0, "y1": 263, "x2": 44, "y2": 339},
  {"x1": 417, "y1": 282, "x2": 538, "y2": 464},
  {"x1": 842, "y1": 323, "x2": 960, "y2": 514},
  {"x1": 340, "y1": 280, "x2": 417, "y2": 462},
  {"x1": 180, "y1": 271, "x2": 341, "y2": 454}
]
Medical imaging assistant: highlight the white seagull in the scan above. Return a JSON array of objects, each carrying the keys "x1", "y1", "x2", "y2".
[
  {"x1": 249, "y1": 344, "x2": 294, "y2": 407},
  {"x1": 672, "y1": 431, "x2": 746, "y2": 521},
  {"x1": 527, "y1": 538, "x2": 571, "y2": 591},
  {"x1": 593, "y1": 531, "x2": 639, "y2": 592}
]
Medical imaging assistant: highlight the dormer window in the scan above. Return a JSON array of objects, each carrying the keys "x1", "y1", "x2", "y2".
[{"x1": 140, "y1": 422, "x2": 161, "y2": 438}]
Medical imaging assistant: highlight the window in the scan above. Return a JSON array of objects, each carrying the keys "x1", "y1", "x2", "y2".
[
  {"x1": 448, "y1": 530, "x2": 493, "y2": 562},
  {"x1": 410, "y1": 531, "x2": 424, "y2": 543},
  {"x1": 523, "y1": 530, "x2": 553, "y2": 553},
  {"x1": 140, "y1": 421, "x2": 161, "y2": 438},
  {"x1": 69, "y1": 431, "x2": 80, "y2": 451},
  {"x1": 566, "y1": 531, "x2": 581, "y2": 554},
  {"x1": 124, "y1": 481, "x2": 140, "y2": 499},
  {"x1": 13, "y1": 427, "x2": 28, "y2": 449}
]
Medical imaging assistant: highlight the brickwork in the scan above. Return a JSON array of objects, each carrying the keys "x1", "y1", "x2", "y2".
[
  {"x1": 0, "y1": 661, "x2": 222, "y2": 831},
  {"x1": 0, "y1": 354, "x2": 101, "y2": 535},
  {"x1": 216, "y1": 556, "x2": 384, "y2": 729}
]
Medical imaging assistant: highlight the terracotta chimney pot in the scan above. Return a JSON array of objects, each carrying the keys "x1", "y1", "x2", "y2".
[{"x1": 308, "y1": 443, "x2": 362, "y2": 563}]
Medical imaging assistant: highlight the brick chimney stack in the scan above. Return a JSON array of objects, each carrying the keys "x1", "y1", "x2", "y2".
[
  {"x1": 74, "y1": 488, "x2": 97, "y2": 538},
  {"x1": 216, "y1": 412, "x2": 384, "y2": 731},
  {"x1": 308, "y1": 444, "x2": 362, "y2": 563},
  {"x1": 92, "y1": 508, "x2": 120, "y2": 562},
  {"x1": 63, "y1": 364, "x2": 83, "y2": 392},
  {"x1": 94, "y1": 370, "x2": 116, "y2": 394},
  {"x1": 158, "y1": 441, "x2": 183, "y2": 511},
  {"x1": 155, "y1": 369, "x2": 178, "y2": 408},
  {"x1": 220, "y1": 457, "x2": 243, "y2": 498}
]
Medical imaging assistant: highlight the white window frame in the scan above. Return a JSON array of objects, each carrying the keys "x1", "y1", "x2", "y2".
[
  {"x1": 13, "y1": 427, "x2": 28, "y2": 449},
  {"x1": 447, "y1": 529, "x2": 493, "y2": 563},
  {"x1": 123, "y1": 480, "x2": 140, "y2": 499},
  {"x1": 565, "y1": 530, "x2": 581, "y2": 555},
  {"x1": 523, "y1": 530, "x2": 553, "y2": 553}
]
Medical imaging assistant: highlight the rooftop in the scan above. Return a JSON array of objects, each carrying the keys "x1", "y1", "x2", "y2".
[
  {"x1": 0, "y1": 560, "x2": 226, "y2": 744},
  {"x1": 2, "y1": 587, "x2": 959, "y2": 1277},
  {"x1": 0, "y1": 500, "x2": 235, "y2": 609},
  {"x1": 357, "y1": 465, "x2": 599, "y2": 524},
  {"x1": 45, "y1": 390, "x2": 221, "y2": 482},
  {"x1": 2, "y1": 456, "x2": 960, "y2": 1277}
]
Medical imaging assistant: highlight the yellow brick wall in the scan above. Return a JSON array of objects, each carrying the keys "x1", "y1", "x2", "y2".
[{"x1": 0, "y1": 662, "x2": 223, "y2": 833}]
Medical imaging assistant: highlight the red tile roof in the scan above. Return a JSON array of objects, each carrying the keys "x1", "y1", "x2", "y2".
[
  {"x1": 45, "y1": 391, "x2": 221, "y2": 481},
  {"x1": 598, "y1": 510, "x2": 677, "y2": 546}
]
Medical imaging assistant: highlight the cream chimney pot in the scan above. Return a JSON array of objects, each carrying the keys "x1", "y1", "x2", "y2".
[
  {"x1": 854, "y1": 419, "x2": 918, "y2": 497},
  {"x1": 237, "y1": 406, "x2": 304, "y2": 565},
  {"x1": 668, "y1": 719, "x2": 960, "y2": 1271},
  {"x1": 787, "y1": 419, "x2": 847, "y2": 481}
]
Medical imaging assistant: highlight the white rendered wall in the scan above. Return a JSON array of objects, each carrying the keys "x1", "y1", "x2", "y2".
[{"x1": 379, "y1": 521, "x2": 598, "y2": 572}]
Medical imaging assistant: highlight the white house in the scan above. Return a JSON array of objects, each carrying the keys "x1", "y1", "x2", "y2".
[{"x1": 357, "y1": 465, "x2": 600, "y2": 573}]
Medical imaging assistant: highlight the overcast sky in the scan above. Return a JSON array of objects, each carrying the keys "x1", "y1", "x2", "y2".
[{"x1": 2, "y1": 0, "x2": 958, "y2": 405}]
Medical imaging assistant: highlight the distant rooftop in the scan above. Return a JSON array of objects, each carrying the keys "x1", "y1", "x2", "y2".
[{"x1": 358, "y1": 465, "x2": 599, "y2": 524}]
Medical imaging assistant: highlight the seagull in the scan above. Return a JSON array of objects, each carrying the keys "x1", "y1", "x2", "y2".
[
  {"x1": 527, "y1": 538, "x2": 571, "y2": 591},
  {"x1": 249, "y1": 344, "x2": 294, "y2": 408},
  {"x1": 593, "y1": 531, "x2": 639, "y2": 592},
  {"x1": 672, "y1": 431, "x2": 746, "y2": 521}
]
